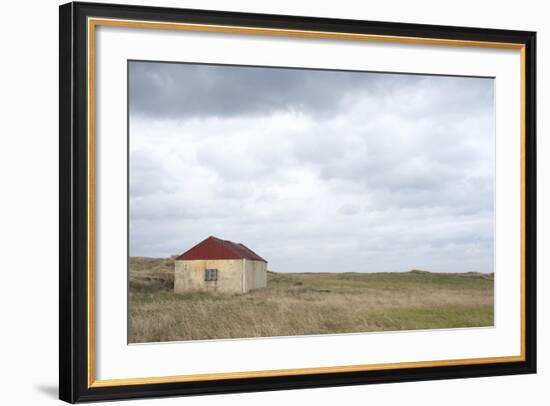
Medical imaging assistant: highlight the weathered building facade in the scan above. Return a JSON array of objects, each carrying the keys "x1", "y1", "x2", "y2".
[{"x1": 174, "y1": 236, "x2": 267, "y2": 294}]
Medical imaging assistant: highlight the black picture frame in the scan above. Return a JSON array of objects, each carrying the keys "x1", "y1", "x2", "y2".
[{"x1": 59, "y1": 1, "x2": 537, "y2": 403}]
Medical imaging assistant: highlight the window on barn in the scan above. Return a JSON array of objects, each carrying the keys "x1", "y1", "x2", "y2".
[{"x1": 204, "y1": 268, "x2": 218, "y2": 281}]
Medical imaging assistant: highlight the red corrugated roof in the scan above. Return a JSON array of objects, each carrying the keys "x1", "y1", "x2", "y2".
[{"x1": 176, "y1": 236, "x2": 267, "y2": 263}]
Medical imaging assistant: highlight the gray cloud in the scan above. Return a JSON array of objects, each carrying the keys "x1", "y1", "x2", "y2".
[
  {"x1": 338, "y1": 204, "x2": 360, "y2": 216},
  {"x1": 129, "y1": 149, "x2": 177, "y2": 198},
  {"x1": 129, "y1": 61, "x2": 494, "y2": 273},
  {"x1": 128, "y1": 61, "x2": 449, "y2": 119}
]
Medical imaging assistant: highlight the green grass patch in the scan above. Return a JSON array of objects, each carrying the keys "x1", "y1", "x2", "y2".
[{"x1": 366, "y1": 304, "x2": 494, "y2": 331}]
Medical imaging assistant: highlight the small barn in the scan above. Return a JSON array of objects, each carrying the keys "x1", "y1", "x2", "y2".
[{"x1": 174, "y1": 236, "x2": 268, "y2": 294}]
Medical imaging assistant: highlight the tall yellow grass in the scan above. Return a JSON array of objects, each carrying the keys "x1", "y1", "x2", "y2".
[{"x1": 128, "y1": 257, "x2": 494, "y2": 343}]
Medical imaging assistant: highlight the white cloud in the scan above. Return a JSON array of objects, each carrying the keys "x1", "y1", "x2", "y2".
[{"x1": 129, "y1": 63, "x2": 494, "y2": 273}]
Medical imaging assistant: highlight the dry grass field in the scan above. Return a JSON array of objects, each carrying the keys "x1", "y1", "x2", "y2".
[{"x1": 128, "y1": 257, "x2": 494, "y2": 343}]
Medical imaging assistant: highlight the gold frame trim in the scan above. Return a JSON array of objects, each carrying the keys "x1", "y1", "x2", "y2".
[{"x1": 87, "y1": 17, "x2": 527, "y2": 388}]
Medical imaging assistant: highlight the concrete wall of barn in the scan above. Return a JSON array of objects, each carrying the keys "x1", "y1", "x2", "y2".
[
  {"x1": 175, "y1": 259, "x2": 267, "y2": 293},
  {"x1": 174, "y1": 259, "x2": 243, "y2": 293},
  {"x1": 244, "y1": 260, "x2": 267, "y2": 291}
]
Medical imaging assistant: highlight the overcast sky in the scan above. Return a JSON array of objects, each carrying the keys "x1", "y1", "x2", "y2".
[{"x1": 129, "y1": 61, "x2": 495, "y2": 273}]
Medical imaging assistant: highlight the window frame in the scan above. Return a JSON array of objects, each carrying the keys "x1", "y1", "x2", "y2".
[{"x1": 204, "y1": 268, "x2": 218, "y2": 282}]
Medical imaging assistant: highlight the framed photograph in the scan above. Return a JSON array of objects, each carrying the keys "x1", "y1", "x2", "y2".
[{"x1": 59, "y1": 1, "x2": 536, "y2": 403}]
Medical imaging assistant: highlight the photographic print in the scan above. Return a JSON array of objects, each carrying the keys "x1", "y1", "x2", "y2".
[{"x1": 128, "y1": 61, "x2": 495, "y2": 344}]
